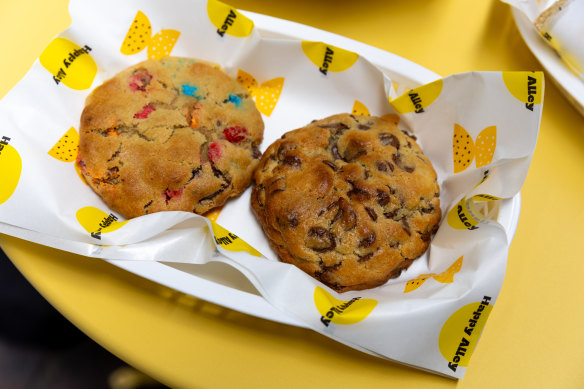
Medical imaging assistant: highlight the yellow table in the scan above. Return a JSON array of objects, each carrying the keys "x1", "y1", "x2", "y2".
[{"x1": 2, "y1": 0, "x2": 584, "y2": 387}]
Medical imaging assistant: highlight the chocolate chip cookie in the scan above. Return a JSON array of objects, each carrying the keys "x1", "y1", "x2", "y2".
[
  {"x1": 77, "y1": 57, "x2": 264, "y2": 218},
  {"x1": 251, "y1": 114, "x2": 441, "y2": 292}
]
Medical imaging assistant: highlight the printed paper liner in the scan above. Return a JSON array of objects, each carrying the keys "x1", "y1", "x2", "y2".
[{"x1": 0, "y1": 0, "x2": 543, "y2": 378}]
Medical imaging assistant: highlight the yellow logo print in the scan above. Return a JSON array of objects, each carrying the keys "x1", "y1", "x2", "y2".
[
  {"x1": 432, "y1": 256, "x2": 464, "y2": 283},
  {"x1": 120, "y1": 10, "x2": 180, "y2": 60},
  {"x1": 502, "y1": 71, "x2": 543, "y2": 111},
  {"x1": 236, "y1": 70, "x2": 284, "y2": 117},
  {"x1": 210, "y1": 221, "x2": 261, "y2": 257},
  {"x1": 447, "y1": 194, "x2": 499, "y2": 231},
  {"x1": 314, "y1": 286, "x2": 377, "y2": 326},
  {"x1": 453, "y1": 124, "x2": 496, "y2": 174},
  {"x1": 48, "y1": 127, "x2": 78, "y2": 162},
  {"x1": 351, "y1": 100, "x2": 370, "y2": 116},
  {"x1": 439, "y1": 297, "x2": 493, "y2": 373},
  {"x1": 207, "y1": 0, "x2": 254, "y2": 38},
  {"x1": 301, "y1": 41, "x2": 359, "y2": 75},
  {"x1": 390, "y1": 79, "x2": 443, "y2": 114},
  {"x1": 76, "y1": 206, "x2": 128, "y2": 240},
  {"x1": 404, "y1": 256, "x2": 464, "y2": 293},
  {"x1": 0, "y1": 137, "x2": 22, "y2": 205},
  {"x1": 403, "y1": 273, "x2": 434, "y2": 293},
  {"x1": 39, "y1": 38, "x2": 97, "y2": 90}
]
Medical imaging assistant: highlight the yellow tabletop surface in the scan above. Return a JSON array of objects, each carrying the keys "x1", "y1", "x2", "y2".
[{"x1": 1, "y1": 0, "x2": 584, "y2": 387}]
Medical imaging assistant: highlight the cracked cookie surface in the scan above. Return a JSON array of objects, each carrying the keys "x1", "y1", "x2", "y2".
[
  {"x1": 251, "y1": 114, "x2": 441, "y2": 292},
  {"x1": 77, "y1": 57, "x2": 264, "y2": 218}
]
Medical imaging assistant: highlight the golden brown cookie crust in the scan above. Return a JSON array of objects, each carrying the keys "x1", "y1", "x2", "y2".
[
  {"x1": 251, "y1": 114, "x2": 441, "y2": 292},
  {"x1": 77, "y1": 57, "x2": 264, "y2": 218}
]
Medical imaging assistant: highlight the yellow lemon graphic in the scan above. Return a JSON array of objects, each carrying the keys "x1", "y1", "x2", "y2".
[
  {"x1": 204, "y1": 206, "x2": 222, "y2": 222},
  {"x1": 236, "y1": 70, "x2": 284, "y2": 116},
  {"x1": 39, "y1": 38, "x2": 97, "y2": 90},
  {"x1": 453, "y1": 124, "x2": 496, "y2": 174},
  {"x1": 120, "y1": 10, "x2": 152, "y2": 55},
  {"x1": 147, "y1": 30, "x2": 181, "y2": 60},
  {"x1": 314, "y1": 286, "x2": 377, "y2": 326},
  {"x1": 453, "y1": 124, "x2": 475, "y2": 173},
  {"x1": 48, "y1": 127, "x2": 79, "y2": 162},
  {"x1": 390, "y1": 79, "x2": 443, "y2": 114},
  {"x1": 502, "y1": 71, "x2": 543, "y2": 110},
  {"x1": 207, "y1": 0, "x2": 254, "y2": 38},
  {"x1": 301, "y1": 41, "x2": 359, "y2": 75},
  {"x1": 120, "y1": 11, "x2": 180, "y2": 60},
  {"x1": 351, "y1": 100, "x2": 370, "y2": 116},
  {"x1": 404, "y1": 273, "x2": 435, "y2": 293},
  {"x1": 433, "y1": 256, "x2": 463, "y2": 283},
  {"x1": 76, "y1": 206, "x2": 128, "y2": 236},
  {"x1": 439, "y1": 297, "x2": 493, "y2": 372},
  {"x1": 447, "y1": 197, "x2": 480, "y2": 231},
  {"x1": 0, "y1": 140, "x2": 22, "y2": 205},
  {"x1": 210, "y1": 221, "x2": 261, "y2": 257}
]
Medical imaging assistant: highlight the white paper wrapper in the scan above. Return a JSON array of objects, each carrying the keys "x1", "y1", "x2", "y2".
[
  {"x1": 0, "y1": 0, "x2": 543, "y2": 378},
  {"x1": 504, "y1": 0, "x2": 584, "y2": 79}
]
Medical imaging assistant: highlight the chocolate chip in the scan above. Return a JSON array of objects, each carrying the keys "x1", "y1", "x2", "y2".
[
  {"x1": 252, "y1": 145, "x2": 262, "y2": 159},
  {"x1": 357, "y1": 252, "x2": 374, "y2": 262},
  {"x1": 283, "y1": 155, "x2": 301, "y2": 167},
  {"x1": 332, "y1": 144, "x2": 341, "y2": 160},
  {"x1": 358, "y1": 124, "x2": 371, "y2": 130},
  {"x1": 391, "y1": 153, "x2": 401, "y2": 167},
  {"x1": 199, "y1": 183, "x2": 229, "y2": 203},
  {"x1": 365, "y1": 206, "x2": 378, "y2": 221},
  {"x1": 306, "y1": 227, "x2": 336, "y2": 252},
  {"x1": 341, "y1": 139, "x2": 368, "y2": 162},
  {"x1": 211, "y1": 165, "x2": 224, "y2": 178},
  {"x1": 317, "y1": 122, "x2": 350, "y2": 130},
  {"x1": 268, "y1": 177, "x2": 286, "y2": 196},
  {"x1": 322, "y1": 160, "x2": 338, "y2": 171},
  {"x1": 255, "y1": 185, "x2": 265, "y2": 207},
  {"x1": 392, "y1": 153, "x2": 415, "y2": 173},
  {"x1": 376, "y1": 189, "x2": 390, "y2": 206},
  {"x1": 347, "y1": 182, "x2": 370, "y2": 201},
  {"x1": 419, "y1": 229, "x2": 432, "y2": 242},
  {"x1": 384, "y1": 210, "x2": 398, "y2": 219},
  {"x1": 421, "y1": 204, "x2": 434, "y2": 214},
  {"x1": 358, "y1": 233, "x2": 376, "y2": 248},
  {"x1": 288, "y1": 213, "x2": 299, "y2": 228},
  {"x1": 189, "y1": 166, "x2": 202, "y2": 181},
  {"x1": 401, "y1": 129, "x2": 417, "y2": 140},
  {"x1": 400, "y1": 217, "x2": 411, "y2": 236},
  {"x1": 327, "y1": 199, "x2": 340, "y2": 211},
  {"x1": 379, "y1": 132, "x2": 400, "y2": 149},
  {"x1": 331, "y1": 197, "x2": 357, "y2": 231},
  {"x1": 277, "y1": 142, "x2": 296, "y2": 160},
  {"x1": 375, "y1": 161, "x2": 388, "y2": 172}
]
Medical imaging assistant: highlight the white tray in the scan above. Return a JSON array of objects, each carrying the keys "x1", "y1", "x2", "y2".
[
  {"x1": 107, "y1": 10, "x2": 522, "y2": 327},
  {"x1": 512, "y1": 7, "x2": 584, "y2": 116}
]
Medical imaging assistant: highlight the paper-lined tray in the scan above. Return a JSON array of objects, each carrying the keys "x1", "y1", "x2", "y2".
[
  {"x1": 106, "y1": 10, "x2": 522, "y2": 329},
  {"x1": 0, "y1": 0, "x2": 541, "y2": 378}
]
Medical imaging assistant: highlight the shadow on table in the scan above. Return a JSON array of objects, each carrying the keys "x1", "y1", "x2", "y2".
[{"x1": 0, "y1": 248, "x2": 169, "y2": 389}]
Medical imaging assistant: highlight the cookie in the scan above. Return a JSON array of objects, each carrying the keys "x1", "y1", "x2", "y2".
[
  {"x1": 251, "y1": 114, "x2": 441, "y2": 292},
  {"x1": 77, "y1": 57, "x2": 264, "y2": 218}
]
